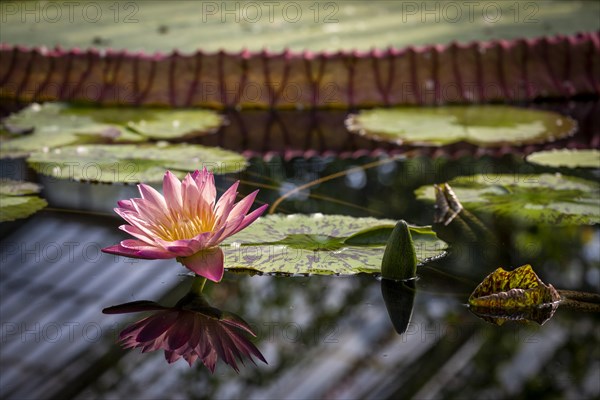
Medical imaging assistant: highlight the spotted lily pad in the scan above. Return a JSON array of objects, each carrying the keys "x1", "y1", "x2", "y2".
[
  {"x1": 468, "y1": 264, "x2": 561, "y2": 325},
  {"x1": 346, "y1": 106, "x2": 576, "y2": 147},
  {"x1": 0, "y1": 179, "x2": 47, "y2": 222},
  {"x1": 526, "y1": 149, "x2": 600, "y2": 169},
  {"x1": 415, "y1": 173, "x2": 600, "y2": 225},
  {"x1": 222, "y1": 214, "x2": 447, "y2": 275},
  {"x1": 27, "y1": 143, "x2": 247, "y2": 183},
  {"x1": 1, "y1": 103, "x2": 223, "y2": 157}
]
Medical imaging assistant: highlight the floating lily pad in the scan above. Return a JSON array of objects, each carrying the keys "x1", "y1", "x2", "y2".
[
  {"x1": 1, "y1": 103, "x2": 223, "y2": 157},
  {"x1": 0, "y1": 179, "x2": 42, "y2": 196},
  {"x1": 27, "y1": 143, "x2": 247, "y2": 183},
  {"x1": 346, "y1": 106, "x2": 576, "y2": 147},
  {"x1": 1, "y1": 103, "x2": 115, "y2": 157},
  {"x1": 526, "y1": 149, "x2": 600, "y2": 169},
  {"x1": 66, "y1": 106, "x2": 223, "y2": 140},
  {"x1": 2, "y1": 2, "x2": 599, "y2": 52},
  {"x1": 222, "y1": 214, "x2": 447, "y2": 275},
  {"x1": 469, "y1": 264, "x2": 561, "y2": 325},
  {"x1": 415, "y1": 173, "x2": 600, "y2": 225},
  {"x1": 125, "y1": 110, "x2": 222, "y2": 140},
  {"x1": 0, "y1": 179, "x2": 47, "y2": 222}
]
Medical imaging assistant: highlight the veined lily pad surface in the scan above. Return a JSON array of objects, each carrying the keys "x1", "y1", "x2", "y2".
[
  {"x1": 346, "y1": 106, "x2": 576, "y2": 147},
  {"x1": 27, "y1": 143, "x2": 247, "y2": 183},
  {"x1": 2, "y1": 1, "x2": 598, "y2": 52},
  {"x1": 415, "y1": 173, "x2": 600, "y2": 225},
  {"x1": 221, "y1": 214, "x2": 447, "y2": 275},
  {"x1": 526, "y1": 149, "x2": 600, "y2": 169},
  {"x1": 0, "y1": 179, "x2": 47, "y2": 222},
  {"x1": 0, "y1": 103, "x2": 223, "y2": 157}
]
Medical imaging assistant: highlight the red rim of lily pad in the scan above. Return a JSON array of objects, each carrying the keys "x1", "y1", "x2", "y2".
[{"x1": 1, "y1": 31, "x2": 598, "y2": 108}]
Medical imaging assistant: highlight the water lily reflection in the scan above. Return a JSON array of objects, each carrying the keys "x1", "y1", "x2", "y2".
[
  {"x1": 102, "y1": 169, "x2": 268, "y2": 282},
  {"x1": 103, "y1": 289, "x2": 266, "y2": 372}
]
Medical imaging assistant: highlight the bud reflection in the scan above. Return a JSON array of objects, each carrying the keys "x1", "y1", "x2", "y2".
[{"x1": 381, "y1": 278, "x2": 417, "y2": 335}]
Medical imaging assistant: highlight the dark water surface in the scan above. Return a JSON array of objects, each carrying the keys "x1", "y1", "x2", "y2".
[{"x1": 1, "y1": 101, "x2": 599, "y2": 399}]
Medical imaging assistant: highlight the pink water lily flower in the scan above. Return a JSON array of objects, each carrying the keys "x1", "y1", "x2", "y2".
[{"x1": 102, "y1": 169, "x2": 267, "y2": 282}]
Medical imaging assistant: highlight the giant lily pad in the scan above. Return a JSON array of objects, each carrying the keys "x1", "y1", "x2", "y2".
[
  {"x1": 1, "y1": 103, "x2": 223, "y2": 157},
  {"x1": 415, "y1": 173, "x2": 600, "y2": 225},
  {"x1": 0, "y1": 179, "x2": 47, "y2": 222},
  {"x1": 222, "y1": 214, "x2": 447, "y2": 275},
  {"x1": 526, "y1": 149, "x2": 600, "y2": 169},
  {"x1": 27, "y1": 143, "x2": 247, "y2": 183},
  {"x1": 346, "y1": 106, "x2": 576, "y2": 147},
  {"x1": 2, "y1": 2, "x2": 598, "y2": 52},
  {"x1": 468, "y1": 264, "x2": 561, "y2": 325}
]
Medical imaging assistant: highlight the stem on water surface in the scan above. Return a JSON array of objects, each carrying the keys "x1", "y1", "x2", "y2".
[{"x1": 191, "y1": 276, "x2": 207, "y2": 295}]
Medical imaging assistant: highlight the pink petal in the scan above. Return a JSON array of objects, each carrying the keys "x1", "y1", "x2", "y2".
[
  {"x1": 114, "y1": 209, "x2": 161, "y2": 239},
  {"x1": 180, "y1": 247, "x2": 224, "y2": 282},
  {"x1": 154, "y1": 237, "x2": 204, "y2": 255},
  {"x1": 117, "y1": 199, "x2": 137, "y2": 211},
  {"x1": 119, "y1": 224, "x2": 155, "y2": 246},
  {"x1": 190, "y1": 231, "x2": 213, "y2": 249},
  {"x1": 102, "y1": 244, "x2": 151, "y2": 259},
  {"x1": 163, "y1": 171, "x2": 183, "y2": 212},
  {"x1": 211, "y1": 214, "x2": 245, "y2": 245},
  {"x1": 205, "y1": 224, "x2": 228, "y2": 247},
  {"x1": 165, "y1": 350, "x2": 182, "y2": 364},
  {"x1": 197, "y1": 169, "x2": 216, "y2": 208},
  {"x1": 221, "y1": 312, "x2": 257, "y2": 336},
  {"x1": 119, "y1": 317, "x2": 151, "y2": 340},
  {"x1": 165, "y1": 246, "x2": 196, "y2": 257},
  {"x1": 137, "y1": 311, "x2": 179, "y2": 342},
  {"x1": 120, "y1": 238, "x2": 154, "y2": 250},
  {"x1": 114, "y1": 208, "x2": 146, "y2": 230},
  {"x1": 230, "y1": 204, "x2": 268, "y2": 236},
  {"x1": 202, "y1": 349, "x2": 218, "y2": 373},
  {"x1": 182, "y1": 174, "x2": 201, "y2": 214},
  {"x1": 229, "y1": 190, "x2": 259, "y2": 222},
  {"x1": 214, "y1": 181, "x2": 239, "y2": 221},
  {"x1": 132, "y1": 198, "x2": 171, "y2": 225},
  {"x1": 167, "y1": 313, "x2": 195, "y2": 351},
  {"x1": 102, "y1": 242, "x2": 174, "y2": 259},
  {"x1": 138, "y1": 183, "x2": 168, "y2": 212},
  {"x1": 184, "y1": 353, "x2": 199, "y2": 367}
]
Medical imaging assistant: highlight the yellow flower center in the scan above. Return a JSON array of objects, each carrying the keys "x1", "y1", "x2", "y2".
[{"x1": 153, "y1": 210, "x2": 216, "y2": 242}]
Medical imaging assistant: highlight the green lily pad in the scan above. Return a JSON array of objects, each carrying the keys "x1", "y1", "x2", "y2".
[
  {"x1": 1, "y1": 103, "x2": 116, "y2": 157},
  {"x1": 1, "y1": 103, "x2": 223, "y2": 157},
  {"x1": 469, "y1": 264, "x2": 561, "y2": 325},
  {"x1": 222, "y1": 214, "x2": 447, "y2": 275},
  {"x1": 346, "y1": 106, "x2": 576, "y2": 147},
  {"x1": 526, "y1": 149, "x2": 600, "y2": 169},
  {"x1": 0, "y1": 179, "x2": 47, "y2": 222},
  {"x1": 27, "y1": 143, "x2": 247, "y2": 183},
  {"x1": 66, "y1": 106, "x2": 223, "y2": 140},
  {"x1": 125, "y1": 110, "x2": 222, "y2": 140},
  {"x1": 415, "y1": 173, "x2": 600, "y2": 225},
  {"x1": 2, "y1": 2, "x2": 598, "y2": 52},
  {"x1": 0, "y1": 179, "x2": 42, "y2": 195}
]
